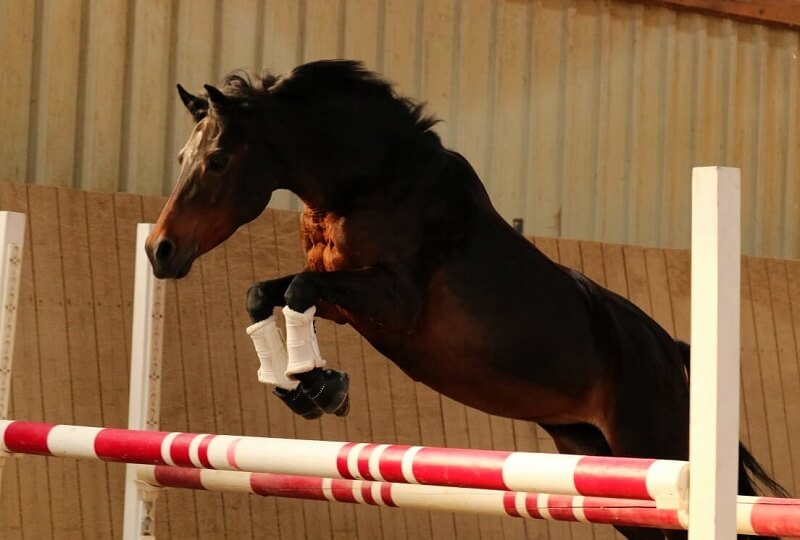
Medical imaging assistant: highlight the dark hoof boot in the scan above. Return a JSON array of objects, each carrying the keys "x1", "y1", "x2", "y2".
[
  {"x1": 301, "y1": 368, "x2": 350, "y2": 415},
  {"x1": 333, "y1": 393, "x2": 350, "y2": 417},
  {"x1": 273, "y1": 386, "x2": 323, "y2": 420}
]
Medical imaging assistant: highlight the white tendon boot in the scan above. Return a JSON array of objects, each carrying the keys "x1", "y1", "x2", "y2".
[
  {"x1": 247, "y1": 315, "x2": 323, "y2": 419},
  {"x1": 246, "y1": 316, "x2": 298, "y2": 389},
  {"x1": 282, "y1": 305, "x2": 350, "y2": 416},
  {"x1": 282, "y1": 305, "x2": 327, "y2": 376}
]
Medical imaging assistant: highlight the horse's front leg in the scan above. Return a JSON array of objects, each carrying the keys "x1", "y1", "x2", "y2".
[
  {"x1": 282, "y1": 267, "x2": 421, "y2": 415},
  {"x1": 245, "y1": 274, "x2": 341, "y2": 419},
  {"x1": 284, "y1": 267, "x2": 421, "y2": 329},
  {"x1": 245, "y1": 274, "x2": 295, "y2": 320}
]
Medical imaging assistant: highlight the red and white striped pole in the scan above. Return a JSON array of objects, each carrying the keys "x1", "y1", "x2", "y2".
[
  {"x1": 0, "y1": 419, "x2": 687, "y2": 505},
  {"x1": 138, "y1": 465, "x2": 800, "y2": 538},
  {"x1": 139, "y1": 465, "x2": 687, "y2": 531}
]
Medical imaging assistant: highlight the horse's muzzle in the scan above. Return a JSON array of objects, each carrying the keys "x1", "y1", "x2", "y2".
[{"x1": 145, "y1": 236, "x2": 196, "y2": 279}]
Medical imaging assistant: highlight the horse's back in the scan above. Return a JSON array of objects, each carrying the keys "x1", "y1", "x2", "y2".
[
  {"x1": 369, "y1": 154, "x2": 612, "y2": 420},
  {"x1": 416, "y1": 151, "x2": 687, "y2": 423}
]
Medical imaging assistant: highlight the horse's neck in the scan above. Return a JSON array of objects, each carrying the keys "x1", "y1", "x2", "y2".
[
  {"x1": 438, "y1": 150, "x2": 497, "y2": 211},
  {"x1": 287, "y1": 143, "x2": 481, "y2": 218}
]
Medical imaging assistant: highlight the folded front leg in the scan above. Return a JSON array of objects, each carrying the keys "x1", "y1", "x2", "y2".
[
  {"x1": 284, "y1": 267, "x2": 422, "y2": 331},
  {"x1": 246, "y1": 274, "x2": 296, "y2": 321},
  {"x1": 282, "y1": 305, "x2": 326, "y2": 375},
  {"x1": 283, "y1": 305, "x2": 350, "y2": 416},
  {"x1": 247, "y1": 315, "x2": 324, "y2": 420},
  {"x1": 246, "y1": 316, "x2": 297, "y2": 389},
  {"x1": 245, "y1": 274, "x2": 326, "y2": 420},
  {"x1": 281, "y1": 267, "x2": 422, "y2": 416}
]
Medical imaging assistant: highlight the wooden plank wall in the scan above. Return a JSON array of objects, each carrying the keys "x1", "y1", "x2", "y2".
[
  {"x1": 0, "y1": 182, "x2": 799, "y2": 539},
  {"x1": 649, "y1": 0, "x2": 800, "y2": 29},
  {"x1": 1, "y1": 0, "x2": 799, "y2": 259}
]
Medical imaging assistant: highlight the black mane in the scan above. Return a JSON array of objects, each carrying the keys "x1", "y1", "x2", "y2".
[{"x1": 215, "y1": 60, "x2": 439, "y2": 139}]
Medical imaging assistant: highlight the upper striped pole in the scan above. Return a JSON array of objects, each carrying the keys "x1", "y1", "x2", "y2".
[{"x1": 0, "y1": 420, "x2": 687, "y2": 505}]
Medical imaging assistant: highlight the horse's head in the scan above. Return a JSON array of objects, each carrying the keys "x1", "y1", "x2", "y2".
[
  {"x1": 146, "y1": 61, "x2": 440, "y2": 279},
  {"x1": 146, "y1": 80, "x2": 282, "y2": 279}
]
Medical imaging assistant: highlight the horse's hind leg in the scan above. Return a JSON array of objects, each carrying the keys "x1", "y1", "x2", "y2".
[
  {"x1": 541, "y1": 423, "x2": 670, "y2": 540},
  {"x1": 540, "y1": 422, "x2": 612, "y2": 456},
  {"x1": 603, "y1": 381, "x2": 690, "y2": 540}
]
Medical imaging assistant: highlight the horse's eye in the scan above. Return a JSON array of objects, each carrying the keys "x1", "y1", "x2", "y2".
[{"x1": 207, "y1": 154, "x2": 229, "y2": 172}]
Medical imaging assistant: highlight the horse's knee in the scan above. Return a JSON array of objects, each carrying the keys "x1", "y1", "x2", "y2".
[
  {"x1": 284, "y1": 274, "x2": 318, "y2": 312},
  {"x1": 247, "y1": 280, "x2": 291, "y2": 322},
  {"x1": 246, "y1": 285, "x2": 272, "y2": 322}
]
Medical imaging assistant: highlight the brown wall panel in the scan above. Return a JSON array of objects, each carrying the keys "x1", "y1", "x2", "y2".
[
  {"x1": 85, "y1": 190, "x2": 131, "y2": 536},
  {"x1": 741, "y1": 260, "x2": 773, "y2": 470},
  {"x1": 651, "y1": 0, "x2": 800, "y2": 29},
  {"x1": 27, "y1": 185, "x2": 84, "y2": 538},
  {"x1": 2, "y1": 1, "x2": 800, "y2": 260},
  {"x1": 783, "y1": 262, "x2": 800, "y2": 493},
  {"x1": 58, "y1": 187, "x2": 114, "y2": 537}
]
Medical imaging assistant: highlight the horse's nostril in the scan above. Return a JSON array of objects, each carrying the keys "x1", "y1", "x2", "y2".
[{"x1": 155, "y1": 238, "x2": 176, "y2": 265}]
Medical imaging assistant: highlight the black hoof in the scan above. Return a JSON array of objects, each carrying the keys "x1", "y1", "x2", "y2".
[
  {"x1": 301, "y1": 369, "x2": 350, "y2": 415},
  {"x1": 333, "y1": 393, "x2": 350, "y2": 417},
  {"x1": 273, "y1": 386, "x2": 323, "y2": 420}
]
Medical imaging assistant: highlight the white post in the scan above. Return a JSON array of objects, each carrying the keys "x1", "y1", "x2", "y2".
[
  {"x1": 0, "y1": 212, "x2": 25, "y2": 420},
  {"x1": 122, "y1": 224, "x2": 166, "y2": 540},
  {"x1": 689, "y1": 167, "x2": 740, "y2": 539},
  {"x1": 0, "y1": 212, "x2": 25, "y2": 494}
]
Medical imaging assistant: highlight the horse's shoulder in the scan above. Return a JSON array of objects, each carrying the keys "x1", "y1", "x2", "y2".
[{"x1": 300, "y1": 203, "x2": 420, "y2": 269}]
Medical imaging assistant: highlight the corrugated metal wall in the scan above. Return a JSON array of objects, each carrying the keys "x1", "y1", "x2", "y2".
[{"x1": 1, "y1": 0, "x2": 799, "y2": 257}]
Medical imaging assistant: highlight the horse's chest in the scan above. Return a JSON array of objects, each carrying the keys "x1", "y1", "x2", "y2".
[{"x1": 301, "y1": 213, "x2": 360, "y2": 272}]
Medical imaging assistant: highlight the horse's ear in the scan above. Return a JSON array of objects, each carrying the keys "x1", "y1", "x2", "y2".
[
  {"x1": 177, "y1": 84, "x2": 208, "y2": 122},
  {"x1": 203, "y1": 84, "x2": 231, "y2": 116}
]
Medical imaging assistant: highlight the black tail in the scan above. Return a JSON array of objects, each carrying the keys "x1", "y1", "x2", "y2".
[
  {"x1": 677, "y1": 340, "x2": 788, "y2": 539},
  {"x1": 737, "y1": 445, "x2": 788, "y2": 540},
  {"x1": 738, "y1": 442, "x2": 790, "y2": 498},
  {"x1": 676, "y1": 340, "x2": 691, "y2": 377}
]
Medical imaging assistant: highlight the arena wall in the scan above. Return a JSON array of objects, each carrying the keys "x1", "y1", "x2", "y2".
[{"x1": 0, "y1": 182, "x2": 797, "y2": 539}]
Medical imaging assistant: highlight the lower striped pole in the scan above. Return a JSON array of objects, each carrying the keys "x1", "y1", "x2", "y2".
[
  {"x1": 138, "y1": 465, "x2": 687, "y2": 531},
  {"x1": 140, "y1": 466, "x2": 800, "y2": 537}
]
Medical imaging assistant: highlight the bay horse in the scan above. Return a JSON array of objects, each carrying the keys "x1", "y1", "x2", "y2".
[{"x1": 145, "y1": 60, "x2": 784, "y2": 539}]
